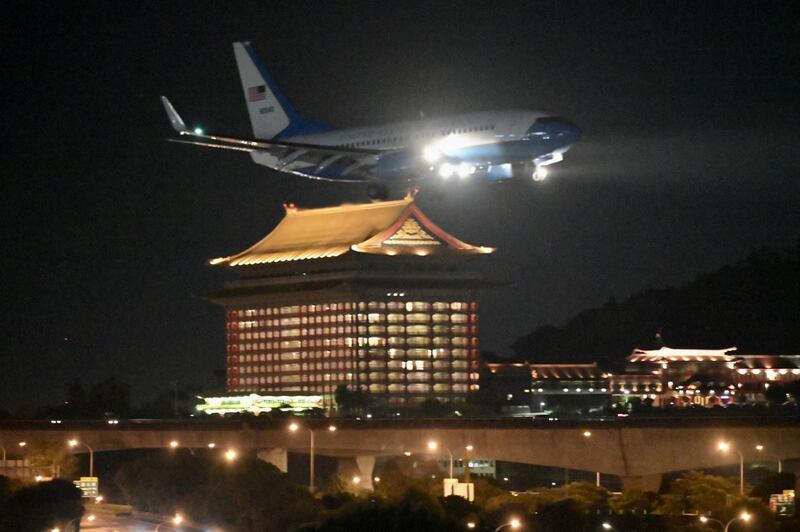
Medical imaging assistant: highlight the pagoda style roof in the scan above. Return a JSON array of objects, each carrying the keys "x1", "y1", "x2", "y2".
[
  {"x1": 529, "y1": 363, "x2": 603, "y2": 380},
  {"x1": 210, "y1": 195, "x2": 494, "y2": 267},
  {"x1": 628, "y1": 346, "x2": 738, "y2": 363}
]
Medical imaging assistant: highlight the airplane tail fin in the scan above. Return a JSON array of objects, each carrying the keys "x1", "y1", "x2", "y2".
[
  {"x1": 160, "y1": 96, "x2": 188, "y2": 133},
  {"x1": 233, "y1": 41, "x2": 326, "y2": 140}
]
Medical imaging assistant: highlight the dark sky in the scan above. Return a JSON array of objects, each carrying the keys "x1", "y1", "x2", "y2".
[{"x1": 2, "y1": 1, "x2": 798, "y2": 410}]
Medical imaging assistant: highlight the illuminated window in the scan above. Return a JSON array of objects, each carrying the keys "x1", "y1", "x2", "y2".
[
  {"x1": 407, "y1": 337, "x2": 431, "y2": 347},
  {"x1": 387, "y1": 313, "x2": 405, "y2": 324},
  {"x1": 407, "y1": 325, "x2": 430, "y2": 335},
  {"x1": 406, "y1": 313, "x2": 430, "y2": 324},
  {"x1": 451, "y1": 314, "x2": 468, "y2": 324}
]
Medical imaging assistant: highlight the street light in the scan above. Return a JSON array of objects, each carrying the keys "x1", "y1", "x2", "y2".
[
  {"x1": 169, "y1": 440, "x2": 179, "y2": 449},
  {"x1": 289, "y1": 422, "x2": 333, "y2": 493},
  {"x1": 717, "y1": 441, "x2": 745, "y2": 495},
  {"x1": 0, "y1": 441, "x2": 26, "y2": 466},
  {"x1": 155, "y1": 513, "x2": 184, "y2": 531},
  {"x1": 602, "y1": 523, "x2": 613, "y2": 530},
  {"x1": 495, "y1": 517, "x2": 521, "y2": 531},
  {"x1": 67, "y1": 439, "x2": 94, "y2": 478},
  {"x1": 224, "y1": 449, "x2": 238, "y2": 462},
  {"x1": 699, "y1": 511, "x2": 752, "y2": 531},
  {"x1": 427, "y1": 440, "x2": 454, "y2": 478},
  {"x1": 754, "y1": 443, "x2": 782, "y2": 473}
]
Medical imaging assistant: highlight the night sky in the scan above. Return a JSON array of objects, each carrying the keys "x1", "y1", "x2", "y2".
[{"x1": 2, "y1": 1, "x2": 798, "y2": 410}]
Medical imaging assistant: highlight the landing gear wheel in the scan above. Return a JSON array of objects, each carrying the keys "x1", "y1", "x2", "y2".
[
  {"x1": 367, "y1": 182, "x2": 389, "y2": 200},
  {"x1": 512, "y1": 161, "x2": 535, "y2": 181}
]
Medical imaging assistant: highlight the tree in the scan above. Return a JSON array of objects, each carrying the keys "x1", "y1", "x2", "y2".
[
  {"x1": 64, "y1": 379, "x2": 88, "y2": 418},
  {"x1": 309, "y1": 488, "x2": 462, "y2": 532},
  {"x1": 333, "y1": 384, "x2": 368, "y2": 415},
  {"x1": 25, "y1": 442, "x2": 78, "y2": 480},
  {"x1": 0, "y1": 479, "x2": 83, "y2": 532},
  {"x1": 373, "y1": 456, "x2": 441, "y2": 500},
  {"x1": 115, "y1": 452, "x2": 321, "y2": 531},
  {"x1": 609, "y1": 488, "x2": 659, "y2": 514},
  {"x1": 659, "y1": 472, "x2": 740, "y2": 517},
  {"x1": 87, "y1": 377, "x2": 131, "y2": 417}
]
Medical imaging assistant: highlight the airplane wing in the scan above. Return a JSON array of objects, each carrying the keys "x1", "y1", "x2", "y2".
[{"x1": 160, "y1": 96, "x2": 381, "y2": 182}]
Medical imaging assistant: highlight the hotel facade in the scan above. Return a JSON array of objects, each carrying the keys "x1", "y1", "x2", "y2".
[{"x1": 205, "y1": 195, "x2": 494, "y2": 409}]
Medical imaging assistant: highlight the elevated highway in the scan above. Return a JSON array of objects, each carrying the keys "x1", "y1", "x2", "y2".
[{"x1": 2, "y1": 417, "x2": 798, "y2": 490}]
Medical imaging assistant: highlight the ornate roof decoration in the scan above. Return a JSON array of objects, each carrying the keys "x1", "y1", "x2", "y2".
[
  {"x1": 529, "y1": 363, "x2": 603, "y2": 380},
  {"x1": 210, "y1": 194, "x2": 494, "y2": 267},
  {"x1": 628, "y1": 346, "x2": 739, "y2": 363}
]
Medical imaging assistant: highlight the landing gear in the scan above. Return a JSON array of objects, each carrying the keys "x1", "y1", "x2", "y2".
[
  {"x1": 366, "y1": 182, "x2": 389, "y2": 200},
  {"x1": 512, "y1": 161, "x2": 548, "y2": 182}
]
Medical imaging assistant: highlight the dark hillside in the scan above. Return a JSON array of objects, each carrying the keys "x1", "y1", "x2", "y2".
[{"x1": 511, "y1": 243, "x2": 800, "y2": 367}]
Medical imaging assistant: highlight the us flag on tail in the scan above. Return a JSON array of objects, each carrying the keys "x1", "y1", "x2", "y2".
[{"x1": 248, "y1": 85, "x2": 266, "y2": 102}]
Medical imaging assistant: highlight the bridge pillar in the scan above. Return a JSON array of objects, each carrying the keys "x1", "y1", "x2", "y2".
[
  {"x1": 338, "y1": 455, "x2": 376, "y2": 491},
  {"x1": 257, "y1": 448, "x2": 288, "y2": 473},
  {"x1": 621, "y1": 473, "x2": 663, "y2": 493}
]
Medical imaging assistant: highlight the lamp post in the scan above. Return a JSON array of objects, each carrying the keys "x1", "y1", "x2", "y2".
[
  {"x1": 289, "y1": 422, "x2": 335, "y2": 493},
  {"x1": 755, "y1": 444, "x2": 782, "y2": 473},
  {"x1": 427, "y1": 440, "x2": 454, "y2": 478},
  {"x1": 699, "y1": 511, "x2": 751, "y2": 531},
  {"x1": 717, "y1": 441, "x2": 744, "y2": 495},
  {"x1": 67, "y1": 439, "x2": 94, "y2": 478},
  {"x1": 495, "y1": 518, "x2": 521, "y2": 531},
  {"x1": 464, "y1": 444, "x2": 474, "y2": 482}
]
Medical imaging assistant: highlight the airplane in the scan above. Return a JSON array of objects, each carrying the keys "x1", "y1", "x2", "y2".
[{"x1": 161, "y1": 41, "x2": 581, "y2": 199}]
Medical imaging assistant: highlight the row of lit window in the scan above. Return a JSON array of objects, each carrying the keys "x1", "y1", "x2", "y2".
[
  {"x1": 364, "y1": 383, "x2": 474, "y2": 393},
  {"x1": 230, "y1": 312, "x2": 475, "y2": 331},
  {"x1": 233, "y1": 303, "x2": 353, "y2": 318},
  {"x1": 230, "y1": 348, "x2": 474, "y2": 364},
  {"x1": 230, "y1": 326, "x2": 475, "y2": 342},
  {"x1": 360, "y1": 371, "x2": 475, "y2": 381},
  {"x1": 363, "y1": 348, "x2": 472, "y2": 359},
  {"x1": 231, "y1": 363, "x2": 353, "y2": 374},
  {"x1": 229, "y1": 315, "x2": 353, "y2": 330},
  {"x1": 232, "y1": 326, "x2": 352, "y2": 338},
  {"x1": 358, "y1": 337, "x2": 474, "y2": 347},
  {"x1": 230, "y1": 301, "x2": 475, "y2": 319},
  {"x1": 359, "y1": 360, "x2": 470, "y2": 371},
  {"x1": 368, "y1": 313, "x2": 473, "y2": 324},
  {"x1": 230, "y1": 373, "x2": 351, "y2": 385},
  {"x1": 232, "y1": 325, "x2": 475, "y2": 341},
  {"x1": 231, "y1": 352, "x2": 352, "y2": 363},
  {"x1": 231, "y1": 339, "x2": 350, "y2": 351}
]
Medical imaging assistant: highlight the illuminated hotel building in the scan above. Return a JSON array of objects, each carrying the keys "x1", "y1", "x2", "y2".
[{"x1": 207, "y1": 195, "x2": 494, "y2": 408}]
